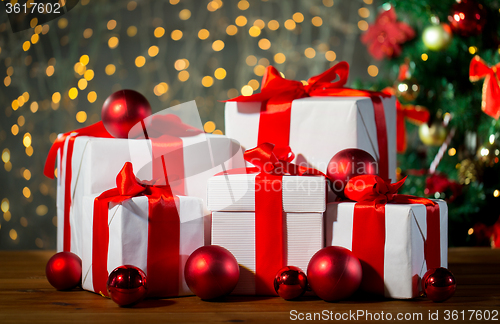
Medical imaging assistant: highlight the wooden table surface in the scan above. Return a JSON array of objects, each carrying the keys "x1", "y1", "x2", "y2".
[{"x1": 0, "y1": 248, "x2": 499, "y2": 323}]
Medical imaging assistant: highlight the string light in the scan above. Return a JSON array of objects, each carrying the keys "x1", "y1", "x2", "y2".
[
  {"x1": 18, "y1": 116, "x2": 25, "y2": 127},
  {"x1": 358, "y1": 20, "x2": 368, "y2": 31},
  {"x1": 448, "y1": 148, "x2": 457, "y2": 156},
  {"x1": 83, "y1": 28, "x2": 93, "y2": 38},
  {"x1": 105, "y1": 64, "x2": 116, "y2": 75},
  {"x1": 421, "y1": 53, "x2": 428, "y2": 61},
  {"x1": 154, "y1": 27, "x2": 165, "y2": 38},
  {"x1": 23, "y1": 41, "x2": 31, "y2": 51},
  {"x1": 235, "y1": 16, "x2": 247, "y2": 26},
  {"x1": 238, "y1": 0, "x2": 249, "y2": 10},
  {"x1": 87, "y1": 91, "x2": 97, "y2": 103},
  {"x1": 249, "y1": 26, "x2": 261, "y2": 37},
  {"x1": 68, "y1": 87, "x2": 78, "y2": 99},
  {"x1": 23, "y1": 169, "x2": 31, "y2": 180},
  {"x1": 246, "y1": 55, "x2": 257, "y2": 66},
  {"x1": 179, "y1": 9, "x2": 191, "y2": 20},
  {"x1": 57, "y1": 18, "x2": 68, "y2": 29},
  {"x1": 358, "y1": 7, "x2": 370, "y2": 18},
  {"x1": 178, "y1": 70, "x2": 190, "y2": 82},
  {"x1": 293, "y1": 13, "x2": 304, "y2": 23},
  {"x1": 1, "y1": 198, "x2": 9, "y2": 212},
  {"x1": 148, "y1": 45, "x2": 159, "y2": 57},
  {"x1": 46, "y1": 66, "x2": 55, "y2": 76},
  {"x1": 108, "y1": 36, "x2": 119, "y2": 49},
  {"x1": 323, "y1": 0, "x2": 334, "y2": 7},
  {"x1": 284, "y1": 19, "x2": 296, "y2": 30},
  {"x1": 268, "y1": 20, "x2": 279, "y2": 30},
  {"x1": 312, "y1": 16, "x2": 323, "y2": 27},
  {"x1": 469, "y1": 46, "x2": 478, "y2": 54},
  {"x1": 226, "y1": 25, "x2": 238, "y2": 36},
  {"x1": 80, "y1": 55, "x2": 89, "y2": 66},
  {"x1": 1, "y1": 149, "x2": 10, "y2": 163},
  {"x1": 23, "y1": 187, "x2": 31, "y2": 198},
  {"x1": 494, "y1": 190, "x2": 500, "y2": 198},
  {"x1": 20, "y1": 217, "x2": 28, "y2": 227},
  {"x1": 254, "y1": 65, "x2": 266, "y2": 76},
  {"x1": 4, "y1": 211, "x2": 11, "y2": 221},
  {"x1": 258, "y1": 38, "x2": 271, "y2": 50},
  {"x1": 127, "y1": 1, "x2": 137, "y2": 10},
  {"x1": 30, "y1": 102, "x2": 38, "y2": 113},
  {"x1": 11, "y1": 125, "x2": 19, "y2": 136},
  {"x1": 76, "y1": 111, "x2": 87, "y2": 123},
  {"x1": 107, "y1": 20, "x2": 117, "y2": 30},
  {"x1": 202, "y1": 76, "x2": 214, "y2": 87},
  {"x1": 241, "y1": 85, "x2": 253, "y2": 96},
  {"x1": 31, "y1": 34, "x2": 39, "y2": 44},
  {"x1": 253, "y1": 19, "x2": 265, "y2": 29},
  {"x1": 135, "y1": 56, "x2": 146, "y2": 67},
  {"x1": 304, "y1": 47, "x2": 316, "y2": 58},
  {"x1": 214, "y1": 68, "x2": 227, "y2": 80},
  {"x1": 248, "y1": 79, "x2": 259, "y2": 90},
  {"x1": 9, "y1": 229, "x2": 17, "y2": 241},
  {"x1": 171, "y1": 30, "x2": 183, "y2": 41},
  {"x1": 84, "y1": 69, "x2": 94, "y2": 81},
  {"x1": 212, "y1": 40, "x2": 225, "y2": 51},
  {"x1": 52, "y1": 92, "x2": 61, "y2": 103}
]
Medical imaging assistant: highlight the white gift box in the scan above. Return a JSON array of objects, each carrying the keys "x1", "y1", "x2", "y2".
[
  {"x1": 325, "y1": 200, "x2": 448, "y2": 299},
  {"x1": 81, "y1": 194, "x2": 204, "y2": 297},
  {"x1": 56, "y1": 134, "x2": 244, "y2": 258},
  {"x1": 225, "y1": 96, "x2": 397, "y2": 198},
  {"x1": 208, "y1": 173, "x2": 326, "y2": 295}
]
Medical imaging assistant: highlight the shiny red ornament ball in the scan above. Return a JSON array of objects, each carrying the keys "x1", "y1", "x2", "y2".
[
  {"x1": 107, "y1": 265, "x2": 147, "y2": 307},
  {"x1": 448, "y1": 0, "x2": 487, "y2": 37},
  {"x1": 45, "y1": 252, "x2": 82, "y2": 290},
  {"x1": 307, "y1": 246, "x2": 362, "y2": 302},
  {"x1": 326, "y1": 149, "x2": 378, "y2": 197},
  {"x1": 101, "y1": 89, "x2": 152, "y2": 138},
  {"x1": 274, "y1": 266, "x2": 308, "y2": 300},
  {"x1": 184, "y1": 245, "x2": 240, "y2": 300},
  {"x1": 422, "y1": 267, "x2": 456, "y2": 302}
]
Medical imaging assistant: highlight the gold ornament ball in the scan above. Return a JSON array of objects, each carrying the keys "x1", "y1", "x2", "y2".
[
  {"x1": 396, "y1": 78, "x2": 420, "y2": 102},
  {"x1": 477, "y1": 142, "x2": 500, "y2": 167},
  {"x1": 419, "y1": 121, "x2": 448, "y2": 146},
  {"x1": 422, "y1": 24, "x2": 453, "y2": 51}
]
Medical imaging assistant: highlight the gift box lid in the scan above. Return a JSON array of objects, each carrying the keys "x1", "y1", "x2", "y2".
[{"x1": 207, "y1": 173, "x2": 326, "y2": 213}]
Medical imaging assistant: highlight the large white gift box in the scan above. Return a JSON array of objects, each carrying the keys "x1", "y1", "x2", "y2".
[
  {"x1": 225, "y1": 96, "x2": 397, "y2": 187},
  {"x1": 81, "y1": 193, "x2": 204, "y2": 297},
  {"x1": 56, "y1": 133, "x2": 243, "y2": 258},
  {"x1": 325, "y1": 200, "x2": 448, "y2": 299},
  {"x1": 208, "y1": 173, "x2": 326, "y2": 295}
]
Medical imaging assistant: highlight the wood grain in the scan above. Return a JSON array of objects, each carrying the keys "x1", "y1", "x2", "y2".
[{"x1": 0, "y1": 248, "x2": 499, "y2": 323}]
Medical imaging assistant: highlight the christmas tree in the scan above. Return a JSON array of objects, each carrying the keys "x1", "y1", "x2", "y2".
[{"x1": 358, "y1": 0, "x2": 500, "y2": 246}]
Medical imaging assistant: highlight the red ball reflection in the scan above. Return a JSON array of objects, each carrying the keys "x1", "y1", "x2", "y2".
[
  {"x1": 46, "y1": 252, "x2": 82, "y2": 291},
  {"x1": 422, "y1": 267, "x2": 456, "y2": 302},
  {"x1": 107, "y1": 265, "x2": 147, "y2": 307},
  {"x1": 448, "y1": 0, "x2": 487, "y2": 36},
  {"x1": 274, "y1": 266, "x2": 308, "y2": 300}
]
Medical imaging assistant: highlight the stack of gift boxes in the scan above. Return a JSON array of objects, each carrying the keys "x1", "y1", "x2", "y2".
[{"x1": 46, "y1": 62, "x2": 448, "y2": 300}]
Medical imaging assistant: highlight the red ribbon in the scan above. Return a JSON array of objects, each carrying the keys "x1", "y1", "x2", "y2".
[
  {"x1": 382, "y1": 87, "x2": 430, "y2": 153},
  {"x1": 44, "y1": 115, "x2": 202, "y2": 253},
  {"x1": 225, "y1": 62, "x2": 392, "y2": 180},
  {"x1": 470, "y1": 56, "x2": 500, "y2": 120},
  {"x1": 92, "y1": 162, "x2": 180, "y2": 298},
  {"x1": 219, "y1": 143, "x2": 324, "y2": 295},
  {"x1": 344, "y1": 175, "x2": 441, "y2": 295}
]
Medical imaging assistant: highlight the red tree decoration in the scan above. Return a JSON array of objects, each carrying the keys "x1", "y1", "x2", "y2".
[{"x1": 361, "y1": 8, "x2": 415, "y2": 60}]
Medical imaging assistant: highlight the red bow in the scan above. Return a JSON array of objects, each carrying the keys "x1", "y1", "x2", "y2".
[
  {"x1": 470, "y1": 56, "x2": 500, "y2": 119},
  {"x1": 382, "y1": 87, "x2": 429, "y2": 153},
  {"x1": 227, "y1": 62, "x2": 388, "y2": 105}
]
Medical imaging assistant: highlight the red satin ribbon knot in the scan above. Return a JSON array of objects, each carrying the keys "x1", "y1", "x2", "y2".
[
  {"x1": 343, "y1": 174, "x2": 441, "y2": 296},
  {"x1": 92, "y1": 162, "x2": 180, "y2": 298},
  {"x1": 225, "y1": 61, "x2": 391, "y2": 180},
  {"x1": 470, "y1": 55, "x2": 500, "y2": 120}
]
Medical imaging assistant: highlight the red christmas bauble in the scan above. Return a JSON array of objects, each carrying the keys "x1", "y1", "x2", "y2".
[
  {"x1": 101, "y1": 89, "x2": 152, "y2": 138},
  {"x1": 46, "y1": 252, "x2": 82, "y2": 290},
  {"x1": 326, "y1": 149, "x2": 378, "y2": 197},
  {"x1": 422, "y1": 267, "x2": 456, "y2": 302},
  {"x1": 448, "y1": 0, "x2": 487, "y2": 37},
  {"x1": 273, "y1": 266, "x2": 308, "y2": 300},
  {"x1": 107, "y1": 265, "x2": 147, "y2": 307},
  {"x1": 184, "y1": 245, "x2": 239, "y2": 300},
  {"x1": 307, "y1": 246, "x2": 362, "y2": 302}
]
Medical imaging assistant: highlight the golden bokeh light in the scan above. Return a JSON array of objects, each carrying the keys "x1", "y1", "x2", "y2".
[
  {"x1": 274, "y1": 53, "x2": 286, "y2": 64},
  {"x1": 23, "y1": 169, "x2": 31, "y2": 180},
  {"x1": 227, "y1": 88, "x2": 239, "y2": 98},
  {"x1": 105, "y1": 64, "x2": 116, "y2": 75},
  {"x1": 1, "y1": 199, "x2": 9, "y2": 213},
  {"x1": 52, "y1": 92, "x2": 61, "y2": 103},
  {"x1": 23, "y1": 187, "x2": 31, "y2": 198},
  {"x1": 80, "y1": 54, "x2": 89, "y2": 66},
  {"x1": 238, "y1": 0, "x2": 249, "y2": 10},
  {"x1": 323, "y1": 0, "x2": 334, "y2": 7},
  {"x1": 254, "y1": 65, "x2": 266, "y2": 76},
  {"x1": 235, "y1": 16, "x2": 248, "y2": 27},
  {"x1": 26, "y1": 146, "x2": 33, "y2": 157},
  {"x1": 312, "y1": 16, "x2": 323, "y2": 27},
  {"x1": 305, "y1": 47, "x2": 316, "y2": 58},
  {"x1": 293, "y1": 12, "x2": 304, "y2": 23},
  {"x1": 2, "y1": 149, "x2": 10, "y2": 163},
  {"x1": 248, "y1": 79, "x2": 260, "y2": 90},
  {"x1": 87, "y1": 91, "x2": 97, "y2": 103},
  {"x1": 249, "y1": 26, "x2": 261, "y2": 37},
  {"x1": 204, "y1": 121, "x2": 216, "y2": 133},
  {"x1": 58, "y1": 18, "x2": 68, "y2": 29},
  {"x1": 358, "y1": 7, "x2": 370, "y2": 18},
  {"x1": 31, "y1": 34, "x2": 39, "y2": 44},
  {"x1": 76, "y1": 111, "x2": 87, "y2": 123},
  {"x1": 30, "y1": 102, "x2": 38, "y2": 113},
  {"x1": 46, "y1": 66, "x2": 55, "y2": 76},
  {"x1": 421, "y1": 53, "x2": 428, "y2": 61},
  {"x1": 18, "y1": 116, "x2": 25, "y2": 127},
  {"x1": 226, "y1": 25, "x2": 238, "y2": 36},
  {"x1": 367, "y1": 65, "x2": 379, "y2": 77},
  {"x1": 202, "y1": 76, "x2": 214, "y2": 87},
  {"x1": 74, "y1": 62, "x2": 86, "y2": 75},
  {"x1": 11, "y1": 125, "x2": 19, "y2": 136},
  {"x1": 258, "y1": 38, "x2": 271, "y2": 50},
  {"x1": 148, "y1": 45, "x2": 159, "y2": 57},
  {"x1": 108, "y1": 36, "x2": 119, "y2": 49},
  {"x1": 246, "y1": 55, "x2": 257, "y2": 66},
  {"x1": 253, "y1": 19, "x2": 265, "y2": 29},
  {"x1": 284, "y1": 19, "x2": 296, "y2": 30},
  {"x1": 358, "y1": 20, "x2": 369, "y2": 31},
  {"x1": 178, "y1": 70, "x2": 190, "y2": 82},
  {"x1": 213, "y1": 130, "x2": 223, "y2": 135},
  {"x1": 174, "y1": 59, "x2": 189, "y2": 70},
  {"x1": 23, "y1": 41, "x2": 31, "y2": 51},
  {"x1": 241, "y1": 85, "x2": 253, "y2": 96},
  {"x1": 171, "y1": 30, "x2": 183, "y2": 41},
  {"x1": 20, "y1": 217, "x2": 28, "y2": 227},
  {"x1": 179, "y1": 9, "x2": 191, "y2": 20},
  {"x1": 83, "y1": 28, "x2": 93, "y2": 38},
  {"x1": 212, "y1": 40, "x2": 225, "y2": 51},
  {"x1": 268, "y1": 20, "x2": 279, "y2": 30},
  {"x1": 107, "y1": 19, "x2": 117, "y2": 30},
  {"x1": 84, "y1": 69, "x2": 94, "y2": 81},
  {"x1": 325, "y1": 50, "x2": 336, "y2": 61},
  {"x1": 198, "y1": 29, "x2": 210, "y2": 40},
  {"x1": 154, "y1": 27, "x2": 165, "y2": 38},
  {"x1": 68, "y1": 87, "x2": 78, "y2": 99},
  {"x1": 9, "y1": 229, "x2": 17, "y2": 241},
  {"x1": 36, "y1": 205, "x2": 48, "y2": 216},
  {"x1": 127, "y1": 1, "x2": 137, "y2": 10},
  {"x1": 78, "y1": 78, "x2": 88, "y2": 90},
  {"x1": 214, "y1": 68, "x2": 227, "y2": 80},
  {"x1": 127, "y1": 26, "x2": 137, "y2": 37},
  {"x1": 135, "y1": 56, "x2": 146, "y2": 67}
]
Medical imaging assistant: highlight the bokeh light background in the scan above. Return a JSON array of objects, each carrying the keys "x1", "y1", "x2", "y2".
[{"x1": 0, "y1": 0, "x2": 380, "y2": 249}]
